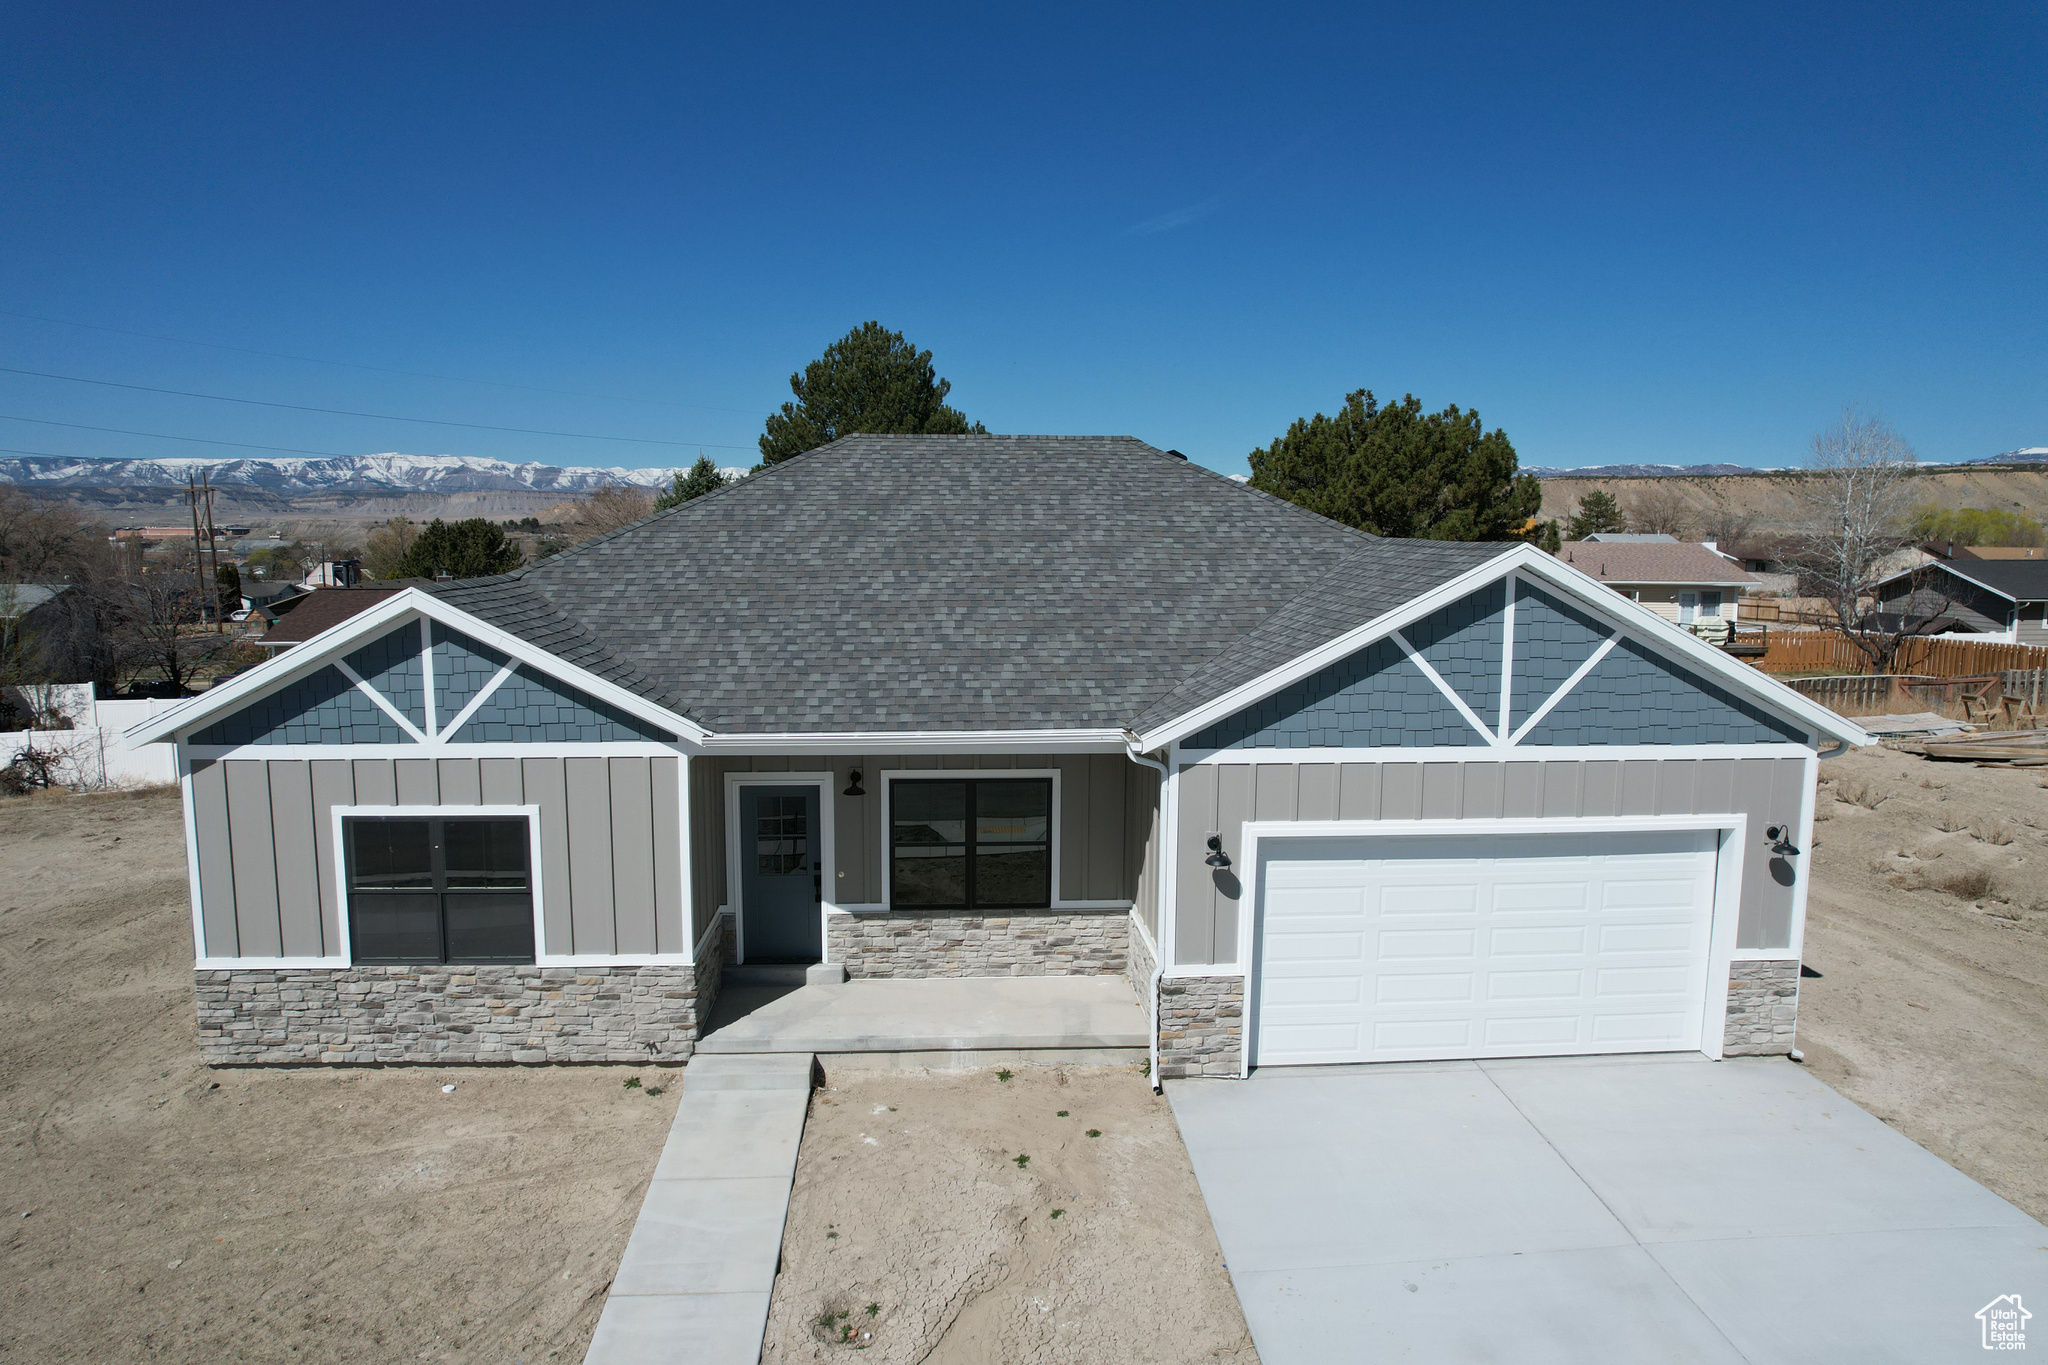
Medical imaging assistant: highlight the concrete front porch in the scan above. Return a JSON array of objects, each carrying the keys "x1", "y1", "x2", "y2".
[{"x1": 695, "y1": 973, "x2": 1149, "y2": 1068}]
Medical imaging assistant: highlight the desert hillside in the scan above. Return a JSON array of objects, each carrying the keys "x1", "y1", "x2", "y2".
[{"x1": 1538, "y1": 467, "x2": 2048, "y2": 533}]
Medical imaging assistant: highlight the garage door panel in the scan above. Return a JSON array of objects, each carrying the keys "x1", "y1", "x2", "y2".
[
  {"x1": 1486, "y1": 968, "x2": 1584, "y2": 1000},
  {"x1": 1489, "y1": 926, "x2": 1587, "y2": 956},
  {"x1": 1375, "y1": 972, "x2": 1474, "y2": 1004},
  {"x1": 1255, "y1": 829, "x2": 1716, "y2": 1067}
]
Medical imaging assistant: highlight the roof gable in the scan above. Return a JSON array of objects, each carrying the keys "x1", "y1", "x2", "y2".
[{"x1": 1554, "y1": 542, "x2": 1758, "y2": 587}]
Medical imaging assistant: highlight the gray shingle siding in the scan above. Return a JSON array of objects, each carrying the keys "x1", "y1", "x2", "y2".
[
  {"x1": 1521, "y1": 634, "x2": 1807, "y2": 746},
  {"x1": 342, "y1": 623, "x2": 425, "y2": 730},
  {"x1": 430, "y1": 622, "x2": 510, "y2": 723},
  {"x1": 1509, "y1": 580, "x2": 1612, "y2": 732},
  {"x1": 1186, "y1": 637, "x2": 1486, "y2": 751},
  {"x1": 192, "y1": 665, "x2": 411, "y2": 746},
  {"x1": 448, "y1": 663, "x2": 676, "y2": 744},
  {"x1": 1406, "y1": 580, "x2": 1504, "y2": 725}
]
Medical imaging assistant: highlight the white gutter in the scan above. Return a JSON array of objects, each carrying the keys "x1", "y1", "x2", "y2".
[{"x1": 1124, "y1": 741, "x2": 1170, "y2": 1094}]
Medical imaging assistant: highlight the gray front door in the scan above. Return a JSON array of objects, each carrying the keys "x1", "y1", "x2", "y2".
[{"x1": 739, "y1": 784, "x2": 822, "y2": 962}]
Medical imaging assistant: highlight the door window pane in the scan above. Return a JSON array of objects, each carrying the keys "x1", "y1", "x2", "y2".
[{"x1": 756, "y1": 793, "x2": 809, "y2": 874}]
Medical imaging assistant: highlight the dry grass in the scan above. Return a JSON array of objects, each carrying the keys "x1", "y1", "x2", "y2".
[{"x1": 1974, "y1": 822, "x2": 2018, "y2": 847}]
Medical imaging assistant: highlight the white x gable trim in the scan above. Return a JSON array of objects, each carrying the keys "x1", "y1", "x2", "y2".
[
  {"x1": 1136, "y1": 544, "x2": 1870, "y2": 753},
  {"x1": 1389, "y1": 627, "x2": 1504, "y2": 746},
  {"x1": 125, "y1": 588, "x2": 707, "y2": 747},
  {"x1": 331, "y1": 657, "x2": 430, "y2": 743}
]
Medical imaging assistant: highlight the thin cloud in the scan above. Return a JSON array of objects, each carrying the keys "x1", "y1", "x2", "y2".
[{"x1": 1125, "y1": 198, "x2": 1222, "y2": 236}]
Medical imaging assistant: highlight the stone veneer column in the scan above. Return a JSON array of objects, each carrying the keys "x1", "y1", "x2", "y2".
[
  {"x1": 1156, "y1": 975, "x2": 1243, "y2": 1078},
  {"x1": 825, "y1": 910, "x2": 1128, "y2": 978},
  {"x1": 194, "y1": 964, "x2": 704, "y2": 1066},
  {"x1": 1722, "y1": 959, "x2": 1800, "y2": 1056}
]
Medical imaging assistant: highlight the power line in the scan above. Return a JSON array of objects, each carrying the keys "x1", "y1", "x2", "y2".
[
  {"x1": 0, "y1": 307, "x2": 760, "y2": 415},
  {"x1": 0, "y1": 412, "x2": 360, "y2": 459},
  {"x1": 0, "y1": 365, "x2": 753, "y2": 449}
]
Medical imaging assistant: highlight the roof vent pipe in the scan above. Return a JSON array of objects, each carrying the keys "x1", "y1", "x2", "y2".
[{"x1": 1165, "y1": 449, "x2": 1188, "y2": 460}]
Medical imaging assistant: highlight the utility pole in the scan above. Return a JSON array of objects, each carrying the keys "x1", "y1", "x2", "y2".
[{"x1": 200, "y1": 468, "x2": 225, "y2": 632}]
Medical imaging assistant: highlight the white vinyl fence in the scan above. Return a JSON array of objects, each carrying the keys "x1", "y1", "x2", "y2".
[{"x1": 0, "y1": 690, "x2": 179, "y2": 788}]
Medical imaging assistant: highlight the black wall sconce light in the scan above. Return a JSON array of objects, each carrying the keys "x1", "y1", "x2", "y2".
[
  {"x1": 1205, "y1": 833, "x2": 1231, "y2": 868},
  {"x1": 1765, "y1": 824, "x2": 1798, "y2": 856},
  {"x1": 843, "y1": 767, "x2": 865, "y2": 798}
]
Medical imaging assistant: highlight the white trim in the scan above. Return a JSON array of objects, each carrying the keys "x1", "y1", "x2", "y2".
[
  {"x1": 1135, "y1": 545, "x2": 1870, "y2": 752},
  {"x1": 183, "y1": 740, "x2": 689, "y2": 761},
  {"x1": 1230, "y1": 813, "x2": 1750, "y2": 1075},
  {"x1": 179, "y1": 745, "x2": 211, "y2": 959},
  {"x1": 1788, "y1": 746, "x2": 1819, "y2": 962},
  {"x1": 1496, "y1": 575, "x2": 1517, "y2": 740},
  {"x1": 435, "y1": 661, "x2": 518, "y2": 740},
  {"x1": 874, "y1": 768, "x2": 1094, "y2": 911},
  {"x1": 699, "y1": 729, "x2": 1129, "y2": 755},
  {"x1": 722, "y1": 772, "x2": 836, "y2": 964},
  {"x1": 126, "y1": 591, "x2": 707, "y2": 747},
  {"x1": 1180, "y1": 742, "x2": 1816, "y2": 765},
  {"x1": 1129, "y1": 907, "x2": 1159, "y2": 964},
  {"x1": 1507, "y1": 634, "x2": 1620, "y2": 744},
  {"x1": 420, "y1": 627, "x2": 438, "y2": 737},
  {"x1": 1391, "y1": 628, "x2": 1503, "y2": 745},
  {"x1": 332, "y1": 657, "x2": 430, "y2": 743}
]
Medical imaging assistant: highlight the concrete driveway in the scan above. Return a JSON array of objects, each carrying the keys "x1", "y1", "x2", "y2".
[{"x1": 1169, "y1": 1055, "x2": 2046, "y2": 1364}]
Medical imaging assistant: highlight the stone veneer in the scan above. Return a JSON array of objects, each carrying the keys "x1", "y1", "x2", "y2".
[
  {"x1": 195, "y1": 964, "x2": 704, "y2": 1066},
  {"x1": 1722, "y1": 958, "x2": 1800, "y2": 1056},
  {"x1": 1156, "y1": 975, "x2": 1243, "y2": 1078},
  {"x1": 1125, "y1": 915, "x2": 1158, "y2": 999},
  {"x1": 826, "y1": 910, "x2": 1127, "y2": 979}
]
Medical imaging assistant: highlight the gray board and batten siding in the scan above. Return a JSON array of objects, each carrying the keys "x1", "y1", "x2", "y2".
[
  {"x1": 190, "y1": 755, "x2": 686, "y2": 961},
  {"x1": 1173, "y1": 756, "x2": 1811, "y2": 967},
  {"x1": 690, "y1": 755, "x2": 1156, "y2": 946}
]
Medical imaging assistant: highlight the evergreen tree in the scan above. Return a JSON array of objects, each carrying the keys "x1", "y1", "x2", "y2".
[
  {"x1": 654, "y1": 456, "x2": 733, "y2": 511},
  {"x1": 214, "y1": 561, "x2": 243, "y2": 606},
  {"x1": 1247, "y1": 390, "x2": 1540, "y2": 540},
  {"x1": 1565, "y1": 489, "x2": 1628, "y2": 539},
  {"x1": 759, "y1": 321, "x2": 985, "y2": 465},
  {"x1": 395, "y1": 518, "x2": 522, "y2": 579}
]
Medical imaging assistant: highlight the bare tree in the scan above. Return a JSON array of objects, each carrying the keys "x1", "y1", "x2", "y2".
[
  {"x1": 126, "y1": 571, "x2": 209, "y2": 693},
  {"x1": 566, "y1": 484, "x2": 655, "y2": 545},
  {"x1": 1788, "y1": 409, "x2": 1946, "y2": 672},
  {"x1": 1695, "y1": 497, "x2": 1757, "y2": 549},
  {"x1": 362, "y1": 516, "x2": 419, "y2": 580},
  {"x1": 1624, "y1": 483, "x2": 1696, "y2": 538}
]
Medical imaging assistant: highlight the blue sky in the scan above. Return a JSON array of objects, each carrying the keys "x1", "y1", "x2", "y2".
[{"x1": 1, "y1": 2, "x2": 2042, "y2": 479}]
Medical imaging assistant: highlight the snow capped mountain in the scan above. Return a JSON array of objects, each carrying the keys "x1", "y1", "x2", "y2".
[
  {"x1": 0, "y1": 452, "x2": 748, "y2": 494},
  {"x1": 1522, "y1": 462, "x2": 1767, "y2": 478}
]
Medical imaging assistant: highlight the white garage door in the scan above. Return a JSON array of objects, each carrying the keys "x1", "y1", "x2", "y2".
[{"x1": 1253, "y1": 830, "x2": 1719, "y2": 1067}]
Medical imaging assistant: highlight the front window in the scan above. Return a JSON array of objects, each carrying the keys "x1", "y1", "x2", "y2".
[
  {"x1": 346, "y1": 816, "x2": 534, "y2": 964},
  {"x1": 890, "y1": 779, "x2": 1051, "y2": 910}
]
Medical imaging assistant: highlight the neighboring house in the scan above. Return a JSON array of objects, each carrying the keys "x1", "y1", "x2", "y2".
[
  {"x1": 241, "y1": 580, "x2": 308, "y2": 615},
  {"x1": 1553, "y1": 541, "x2": 1761, "y2": 624},
  {"x1": 130, "y1": 436, "x2": 1864, "y2": 1078},
  {"x1": 0, "y1": 583, "x2": 72, "y2": 653},
  {"x1": 1943, "y1": 544, "x2": 2046, "y2": 562},
  {"x1": 1578, "y1": 532, "x2": 1678, "y2": 543},
  {"x1": 1873, "y1": 559, "x2": 2048, "y2": 644},
  {"x1": 256, "y1": 586, "x2": 412, "y2": 653},
  {"x1": 301, "y1": 559, "x2": 366, "y2": 588}
]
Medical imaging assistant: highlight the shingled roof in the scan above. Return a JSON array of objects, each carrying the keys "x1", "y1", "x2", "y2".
[{"x1": 424, "y1": 435, "x2": 1516, "y2": 734}]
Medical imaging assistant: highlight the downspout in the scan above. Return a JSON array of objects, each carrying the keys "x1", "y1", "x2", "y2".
[{"x1": 1125, "y1": 744, "x2": 1170, "y2": 1094}]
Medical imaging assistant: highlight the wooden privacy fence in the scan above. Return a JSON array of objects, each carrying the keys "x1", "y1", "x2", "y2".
[
  {"x1": 1782, "y1": 669, "x2": 2048, "y2": 722},
  {"x1": 1747, "y1": 631, "x2": 2048, "y2": 677}
]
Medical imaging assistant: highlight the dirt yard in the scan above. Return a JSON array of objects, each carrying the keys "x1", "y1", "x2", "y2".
[
  {"x1": 1800, "y1": 743, "x2": 2048, "y2": 1221},
  {"x1": 0, "y1": 785, "x2": 677, "y2": 1364},
  {"x1": 763, "y1": 1066, "x2": 1257, "y2": 1365}
]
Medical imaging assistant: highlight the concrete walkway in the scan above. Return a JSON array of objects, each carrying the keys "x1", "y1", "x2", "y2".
[
  {"x1": 695, "y1": 975, "x2": 1147, "y2": 1063},
  {"x1": 1170, "y1": 1054, "x2": 2048, "y2": 1364},
  {"x1": 583, "y1": 1052, "x2": 815, "y2": 1365}
]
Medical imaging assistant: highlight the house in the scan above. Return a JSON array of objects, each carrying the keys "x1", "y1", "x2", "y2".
[
  {"x1": 0, "y1": 582, "x2": 71, "y2": 650},
  {"x1": 127, "y1": 436, "x2": 1865, "y2": 1077},
  {"x1": 1873, "y1": 558, "x2": 2048, "y2": 644},
  {"x1": 1554, "y1": 540, "x2": 1761, "y2": 625},
  {"x1": 256, "y1": 586, "x2": 413, "y2": 653},
  {"x1": 241, "y1": 580, "x2": 308, "y2": 616}
]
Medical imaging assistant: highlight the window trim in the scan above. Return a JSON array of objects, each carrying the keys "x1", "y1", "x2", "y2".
[
  {"x1": 342, "y1": 812, "x2": 538, "y2": 965},
  {"x1": 884, "y1": 774, "x2": 1057, "y2": 912},
  {"x1": 329, "y1": 804, "x2": 548, "y2": 968}
]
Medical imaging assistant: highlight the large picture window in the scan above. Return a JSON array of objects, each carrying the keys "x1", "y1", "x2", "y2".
[
  {"x1": 345, "y1": 815, "x2": 535, "y2": 964},
  {"x1": 890, "y1": 779, "x2": 1052, "y2": 910}
]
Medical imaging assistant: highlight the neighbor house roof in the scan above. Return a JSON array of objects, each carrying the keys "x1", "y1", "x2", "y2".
[
  {"x1": 1882, "y1": 558, "x2": 2048, "y2": 603},
  {"x1": 257, "y1": 585, "x2": 419, "y2": 648},
  {"x1": 423, "y1": 435, "x2": 1517, "y2": 734},
  {"x1": 1579, "y1": 532, "x2": 1678, "y2": 543},
  {"x1": 0, "y1": 583, "x2": 70, "y2": 618},
  {"x1": 1554, "y1": 541, "x2": 1760, "y2": 588}
]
